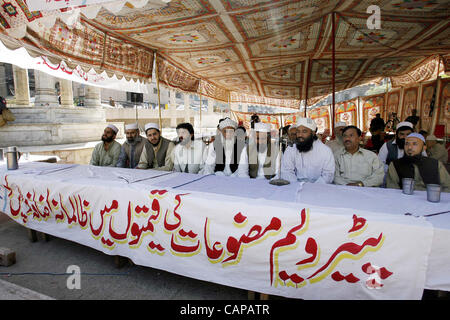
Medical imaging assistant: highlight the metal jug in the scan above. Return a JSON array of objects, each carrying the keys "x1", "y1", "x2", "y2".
[{"x1": 5, "y1": 146, "x2": 19, "y2": 170}]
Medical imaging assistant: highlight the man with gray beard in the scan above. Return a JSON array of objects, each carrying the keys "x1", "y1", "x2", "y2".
[{"x1": 203, "y1": 117, "x2": 245, "y2": 176}]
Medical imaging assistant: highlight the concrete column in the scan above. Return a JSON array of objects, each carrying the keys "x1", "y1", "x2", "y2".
[
  {"x1": 184, "y1": 93, "x2": 191, "y2": 123},
  {"x1": 12, "y1": 65, "x2": 31, "y2": 107},
  {"x1": 59, "y1": 78, "x2": 74, "y2": 108},
  {"x1": 0, "y1": 64, "x2": 8, "y2": 97},
  {"x1": 34, "y1": 70, "x2": 58, "y2": 107},
  {"x1": 208, "y1": 98, "x2": 214, "y2": 115},
  {"x1": 84, "y1": 85, "x2": 101, "y2": 108}
]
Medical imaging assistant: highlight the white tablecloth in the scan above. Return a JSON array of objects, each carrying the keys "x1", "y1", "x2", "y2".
[{"x1": 1, "y1": 162, "x2": 449, "y2": 296}]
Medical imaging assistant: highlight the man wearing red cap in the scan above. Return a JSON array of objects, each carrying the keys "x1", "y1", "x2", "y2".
[{"x1": 386, "y1": 133, "x2": 450, "y2": 192}]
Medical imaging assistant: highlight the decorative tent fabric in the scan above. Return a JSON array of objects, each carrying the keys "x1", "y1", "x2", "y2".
[{"x1": 0, "y1": 0, "x2": 449, "y2": 106}]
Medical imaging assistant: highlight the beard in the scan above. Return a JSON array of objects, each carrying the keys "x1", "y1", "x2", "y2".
[
  {"x1": 296, "y1": 134, "x2": 316, "y2": 153},
  {"x1": 150, "y1": 137, "x2": 161, "y2": 147},
  {"x1": 403, "y1": 153, "x2": 423, "y2": 164},
  {"x1": 396, "y1": 137, "x2": 405, "y2": 149},
  {"x1": 101, "y1": 135, "x2": 114, "y2": 143}
]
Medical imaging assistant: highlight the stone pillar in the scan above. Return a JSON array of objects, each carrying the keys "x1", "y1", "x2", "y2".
[
  {"x1": 12, "y1": 65, "x2": 31, "y2": 107},
  {"x1": 208, "y1": 98, "x2": 215, "y2": 115},
  {"x1": 84, "y1": 85, "x2": 101, "y2": 108},
  {"x1": 59, "y1": 79, "x2": 74, "y2": 108},
  {"x1": 34, "y1": 70, "x2": 58, "y2": 107},
  {"x1": 0, "y1": 63, "x2": 8, "y2": 97},
  {"x1": 184, "y1": 93, "x2": 191, "y2": 123},
  {"x1": 169, "y1": 89, "x2": 177, "y2": 127}
]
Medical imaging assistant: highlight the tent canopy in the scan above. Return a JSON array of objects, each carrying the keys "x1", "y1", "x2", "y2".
[{"x1": 0, "y1": 0, "x2": 448, "y2": 106}]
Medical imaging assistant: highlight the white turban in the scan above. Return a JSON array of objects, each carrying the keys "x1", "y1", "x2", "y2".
[
  {"x1": 397, "y1": 121, "x2": 413, "y2": 130},
  {"x1": 106, "y1": 124, "x2": 119, "y2": 134},
  {"x1": 296, "y1": 117, "x2": 317, "y2": 132},
  {"x1": 219, "y1": 118, "x2": 237, "y2": 130},
  {"x1": 335, "y1": 121, "x2": 347, "y2": 128},
  {"x1": 125, "y1": 123, "x2": 139, "y2": 130},
  {"x1": 289, "y1": 123, "x2": 297, "y2": 130},
  {"x1": 145, "y1": 122, "x2": 160, "y2": 132},
  {"x1": 254, "y1": 122, "x2": 271, "y2": 133}
]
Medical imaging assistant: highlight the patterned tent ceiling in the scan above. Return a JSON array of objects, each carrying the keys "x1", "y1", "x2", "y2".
[{"x1": 0, "y1": 0, "x2": 449, "y2": 107}]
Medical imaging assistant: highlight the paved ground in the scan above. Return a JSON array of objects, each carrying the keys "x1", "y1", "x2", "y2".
[{"x1": 0, "y1": 212, "x2": 251, "y2": 300}]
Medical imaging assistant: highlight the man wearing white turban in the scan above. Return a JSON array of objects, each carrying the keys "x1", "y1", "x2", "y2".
[
  {"x1": 236, "y1": 122, "x2": 280, "y2": 180},
  {"x1": 90, "y1": 124, "x2": 122, "y2": 167},
  {"x1": 281, "y1": 118, "x2": 335, "y2": 184}
]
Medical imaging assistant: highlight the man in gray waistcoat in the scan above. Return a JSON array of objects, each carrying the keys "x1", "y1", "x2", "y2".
[
  {"x1": 137, "y1": 122, "x2": 174, "y2": 171},
  {"x1": 116, "y1": 123, "x2": 148, "y2": 169}
]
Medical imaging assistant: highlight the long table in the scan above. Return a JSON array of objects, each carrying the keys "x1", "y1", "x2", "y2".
[{"x1": 1, "y1": 162, "x2": 449, "y2": 299}]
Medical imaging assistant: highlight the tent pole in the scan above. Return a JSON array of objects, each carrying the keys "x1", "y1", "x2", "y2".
[
  {"x1": 154, "y1": 52, "x2": 162, "y2": 130},
  {"x1": 199, "y1": 87, "x2": 202, "y2": 135},
  {"x1": 429, "y1": 55, "x2": 442, "y2": 135},
  {"x1": 331, "y1": 11, "x2": 336, "y2": 136}
]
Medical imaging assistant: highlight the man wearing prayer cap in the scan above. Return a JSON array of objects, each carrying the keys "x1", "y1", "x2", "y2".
[
  {"x1": 386, "y1": 133, "x2": 450, "y2": 192},
  {"x1": 426, "y1": 134, "x2": 448, "y2": 164},
  {"x1": 90, "y1": 124, "x2": 122, "y2": 167},
  {"x1": 326, "y1": 121, "x2": 347, "y2": 155},
  {"x1": 281, "y1": 117, "x2": 335, "y2": 184},
  {"x1": 136, "y1": 122, "x2": 174, "y2": 171},
  {"x1": 378, "y1": 121, "x2": 426, "y2": 174},
  {"x1": 116, "y1": 123, "x2": 148, "y2": 168},
  {"x1": 236, "y1": 122, "x2": 280, "y2": 179},
  {"x1": 203, "y1": 117, "x2": 245, "y2": 176}
]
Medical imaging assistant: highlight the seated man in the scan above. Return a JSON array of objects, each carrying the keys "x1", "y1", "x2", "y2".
[
  {"x1": 237, "y1": 122, "x2": 279, "y2": 180},
  {"x1": 137, "y1": 122, "x2": 174, "y2": 171},
  {"x1": 326, "y1": 121, "x2": 347, "y2": 154},
  {"x1": 378, "y1": 121, "x2": 420, "y2": 173},
  {"x1": 287, "y1": 124, "x2": 297, "y2": 147},
  {"x1": 334, "y1": 126, "x2": 384, "y2": 187},
  {"x1": 116, "y1": 123, "x2": 148, "y2": 169},
  {"x1": 281, "y1": 118, "x2": 335, "y2": 184},
  {"x1": 426, "y1": 134, "x2": 448, "y2": 164},
  {"x1": 90, "y1": 124, "x2": 122, "y2": 167},
  {"x1": 386, "y1": 133, "x2": 450, "y2": 192},
  {"x1": 172, "y1": 122, "x2": 206, "y2": 174},
  {"x1": 203, "y1": 117, "x2": 245, "y2": 176}
]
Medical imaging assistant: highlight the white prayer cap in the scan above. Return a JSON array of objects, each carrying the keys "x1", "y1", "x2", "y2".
[
  {"x1": 289, "y1": 123, "x2": 297, "y2": 130},
  {"x1": 406, "y1": 133, "x2": 425, "y2": 144},
  {"x1": 106, "y1": 124, "x2": 119, "y2": 134},
  {"x1": 125, "y1": 123, "x2": 139, "y2": 130},
  {"x1": 426, "y1": 134, "x2": 437, "y2": 141},
  {"x1": 254, "y1": 122, "x2": 271, "y2": 133},
  {"x1": 219, "y1": 118, "x2": 237, "y2": 130},
  {"x1": 396, "y1": 121, "x2": 413, "y2": 130},
  {"x1": 296, "y1": 117, "x2": 317, "y2": 132},
  {"x1": 144, "y1": 122, "x2": 160, "y2": 132},
  {"x1": 335, "y1": 121, "x2": 347, "y2": 128}
]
